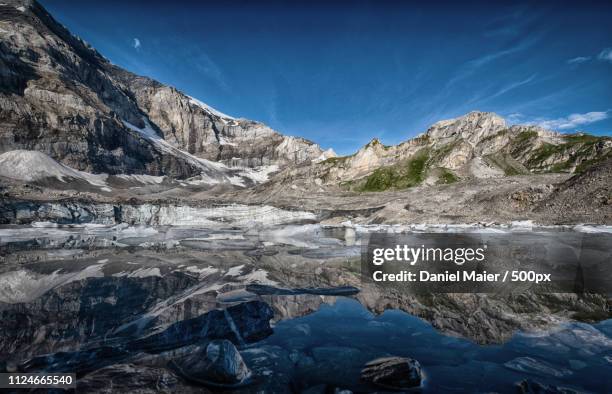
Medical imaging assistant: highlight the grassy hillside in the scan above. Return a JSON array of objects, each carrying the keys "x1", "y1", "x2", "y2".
[{"x1": 358, "y1": 149, "x2": 430, "y2": 192}]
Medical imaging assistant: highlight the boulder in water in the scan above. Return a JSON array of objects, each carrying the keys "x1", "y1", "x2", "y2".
[
  {"x1": 516, "y1": 379, "x2": 578, "y2": 394},
  {"x1": 172, "y1": 339, "x2": 251, "y2": 387},
  {"x1": 360, "y1": 356, "x2": 422, "y2": 390}
]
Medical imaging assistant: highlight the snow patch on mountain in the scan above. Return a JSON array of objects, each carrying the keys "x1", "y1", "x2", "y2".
[
  {"x1": 0, "y1": 150, "x2": 110, "y2": 191},
  {"x1": 187, "y1": 95, "x2": 235, "y2": 120},
  {"x1": 237, "y1": 165, "x2": 280, "y2": 183},
  {"x1": 123, "y1": 118, "x2": 235, "y2": 183},
  {"x1": 115, "y1": 174, "x2": 165, "y2": 184}
]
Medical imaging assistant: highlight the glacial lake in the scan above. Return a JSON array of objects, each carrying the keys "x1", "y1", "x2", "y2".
[
  {"x1": 262, "y1": 297, "x2": 612, "y2": 393},
  {"x1": 0, "y1": 222, "x2": 611, "y2": 392}
]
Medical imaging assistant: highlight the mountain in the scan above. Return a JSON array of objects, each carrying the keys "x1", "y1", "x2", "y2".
[
  {"x1": 305, "y1": 111, "x2": 612, "y2": 192},
  {"x1": 0, "y1": 0, "x2": 610, "y2": 226},
  {"x1": 0, "y1": 0, "x2": 332, "y2": 182}
]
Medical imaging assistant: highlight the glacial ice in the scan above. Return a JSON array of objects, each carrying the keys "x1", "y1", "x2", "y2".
[{"x1": 120, "y1": 204, "x2": 317, "y2": 226}]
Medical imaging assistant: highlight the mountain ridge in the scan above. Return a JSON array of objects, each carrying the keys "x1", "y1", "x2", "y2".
[
  {"x1": 304, "y1": 111, "x2": 611, "y2": 192},
  {"x1": 0, "y1": 0, "x2": 331, "y2": 181}
]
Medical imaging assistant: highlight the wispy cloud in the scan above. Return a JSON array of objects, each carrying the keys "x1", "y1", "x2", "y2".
[
  {"x1": 132, "y1": 38, "x2": 141, "y2": 50},
  {"x1": 443, "y1": 34, "x2": 543, "y2": 94},
  {"x1": 568, "y1": 48, "x2": 612, "y2": 65},
  {"x1": 467, "y1": 39, "x2": 537, "y2": 69},
  {"x1": 506, "y1": 113, "x2": 524, "y2": 124},
  {"x1": 490, "y1": 74, "x2": 537, "y2": 99},
  {"x1": 531, "y1": 111, "x2": 609, "y2": 130},
  {"x1": 191, "y1": 50, "x2": 230, "y2": 92},
  {"x1": 598, "y1": 48, "x2": 612, "y2": 63},
  {"x1": 567, "y1": 56, "x2": 590, "y2": 64}
]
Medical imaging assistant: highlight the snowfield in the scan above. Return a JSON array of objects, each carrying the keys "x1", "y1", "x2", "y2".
[{"x1": 0, "y1": 150, "x2": 111, "y2": 191}]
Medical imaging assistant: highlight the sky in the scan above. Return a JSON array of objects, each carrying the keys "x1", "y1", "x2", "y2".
[{"x1": 42, "y1": 0, "x2": 612, "y2": 155}]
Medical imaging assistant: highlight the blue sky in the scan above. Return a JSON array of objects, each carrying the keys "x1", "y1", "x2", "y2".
[{"x1": 42, "y1": 0, "x2": 612, "y2": 155}]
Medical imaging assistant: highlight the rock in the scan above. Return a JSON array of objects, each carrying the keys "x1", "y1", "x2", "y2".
[
  {"x1": 360, "y1": 356, "x2": 422, "y2": 390},
  {"x1": 516, "y1": 379, "x2": 578, "y2": 394},
  {"x1": 504, "y1": 357, "x2": 572, "y2": 378},
  {"x1": 172, "y1": 340, "x2": 251, "y2": 387},
  {"x1": 240, "y1": 345, "x2": 295, "y2": 392}
]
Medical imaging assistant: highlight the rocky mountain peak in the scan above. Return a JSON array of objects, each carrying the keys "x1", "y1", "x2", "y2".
[
  {"x1": 426, "y1": 111, "x2": 507, "y2": 145},
  {"x1": 0, "y1": 0, "x2": 328, "y2": 181},
  {"x1": 360, "y1": 138, "x2": 387, "y2": 151}
]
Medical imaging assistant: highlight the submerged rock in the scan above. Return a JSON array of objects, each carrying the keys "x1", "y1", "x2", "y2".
[
  {"x1": 172, "y1": 340, "x2": 251, "y2": 387},
  {"x1": 516, "y1": 379, "x2": 578, "y2": 394},
  {"x1": 504, "y1": 357, "x2": 573, "y2": 378},
  {"x1": 360, "y1": 356, "x2": 422, "y2": 390}
]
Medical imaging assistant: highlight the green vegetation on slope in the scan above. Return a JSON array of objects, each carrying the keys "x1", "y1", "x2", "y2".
[
  {"x1": 509, "y1": 129, "x2": 539, "y2": 157},
  {"x1": 320, "y1": 156, "x2": 349, "y2": 165},
  {"x1": 515, "y1": 129, "x2": 539, "y2": 142},
  {"x1": 430, "y1": 141, "x2": 459, "y2": 162},
  {"x1": 359, "y1": 149, "x2": 429, "y2": 192},
  {"x1": 525, "y1": 134, "x2": 611, "y2": 173},
  {"x1": 483, "y1": 153, "x2": 529, "y2": 176},
  {"x1": 479, "y1": 128, "x2": 509, "y2": 144},
  {"x1": 437, "y1": 168, "x2": 459, "y2": 184},
  {"x1": 363, "y1": 138, "x2": 391, "y2": 150}
]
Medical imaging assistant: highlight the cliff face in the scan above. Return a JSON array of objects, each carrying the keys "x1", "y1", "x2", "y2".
[
  {"x1": 0, "y1": 0, "x2": 329, "y2": 179},
  {"x1": 109, "y1": 67, "x2": 332, "y2": 168}
]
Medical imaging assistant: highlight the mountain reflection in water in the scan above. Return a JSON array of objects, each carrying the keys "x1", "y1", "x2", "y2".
[{"x1": 0, "y1": 223, "x2": 610, "y2": 392}]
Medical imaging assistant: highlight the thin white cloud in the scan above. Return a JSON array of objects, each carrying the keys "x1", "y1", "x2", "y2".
[
  {"x1": 490, "y1": 74, "x2": 537, "y2": 99},
  {"x1": 468, "y1": 39, "x2": 535, "y2": 68},
  {"x1": 443, "y1": 34, "x2": 543, "y2": 93},
  {"x1": 192, "y1": 51, "x2": 230, "y2": 92},
  {"x1": 598, "y1": 48, "x2": 612, "y2": 63},
  {"x1": 506, "y1": 113, "x2": 524, "y2": 124},
  {"x1": 532, "y1": 111, "x2": 609, "y2": 130},
  {"x1": 132, "y1": 38, "x2": 141, "y2": 50},
  {"x1": 567, "y1": 56, "x2": 590, "y2": 64}
]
